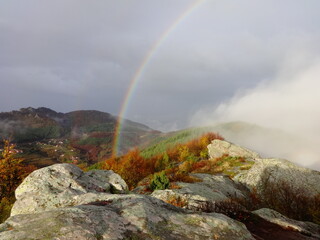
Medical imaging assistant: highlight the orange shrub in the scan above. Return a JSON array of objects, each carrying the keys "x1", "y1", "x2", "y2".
[
  {"x1": 0, "y1": 140, "x2": 37, "y2": 223},
  {"x1": 165, "y1": 195, "x2": 188, "y2": 208},
  {"x1": 168, "y1": 171, "x2": 201, "y2": 183},
  {"x1": 0, "y1": 140, "x2": 36, "y2": 198},
  {"x1": 103, "y1": 148, "x2": 156, "y2": 189},
  {"x1": 102, "y1": 132, "x2": 223, "y2": 190},
  {"x1": 166, "y1": 145, "x2": 181, "y2": 162},
  {"x1": 190, "y1": 160, "x2": 211, "y2": 172}
]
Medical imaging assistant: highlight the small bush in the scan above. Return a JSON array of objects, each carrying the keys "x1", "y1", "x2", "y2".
[
  {"x1": 155, "y1": 153, "x2": 170, "y2": 171},
  {"x1": 261, "y1": 179, "x2": 320, "y2": 223},
  {"x1": 0, "y1": 140, "x2": 37, "y2": 223},
  {"x1": 0, "y1": 197, "x2": 14, "y2": 223},
  {"x1": 86, "y1": 161, "x2": 105, "y2": 171},
  {"x1": 166, "y1": 166, "x2": 202, "y2": 183},
  {"x1": 213, "y1": 199, "x2": 248, "y2": 220},
  {"x1": 103, "y1": 149, "x2": 156, "y2": 189},
  {"x1": 150, "y1": 171, "x2": 170, "y2": 191},
  {"x1": 165, "y1": 195, "x2": 188, "y2": 208},
  {"x1": 0, "y1": 140, "x2": 36, "y2": 198}
]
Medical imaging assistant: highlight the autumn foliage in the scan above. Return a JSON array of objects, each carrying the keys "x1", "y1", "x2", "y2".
[
  {"x1": 102, "y1": 132, "x2": 223, "y2": 189},
  {"x1": 103, "y1": 148, "x2": 156, "y2": 189},
  {"x1": 0, "y1": 141, "x2": 33, "y2": 198},
  {"x1": 0, "y1": 140, "x2": 37, "y2": 222}
]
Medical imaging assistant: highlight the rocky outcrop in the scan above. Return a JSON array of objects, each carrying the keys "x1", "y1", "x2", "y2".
[
  {"x1": 151, "y1": 173, "x2": 248, "y2": 212},
  {"x1": 208, "y1": 140, "x2": 260, "y2": 159},
  {"x1": 233, "y1": 158, "x2": 320, "y2": 199},
  {"x1": 1, "y1": 164, "x2": 254, "y2": 240},
  {"x1": 2, "y1": 139, "x2": 320, "y2": 239},
  {"x1": 0, "y1": 195, "x2": 255, "y2": 240},
  {"x1": 208, "y1": 140, "x2": 320, "y2": 201},
  {"x1": 11, "y1": 163, "x2": 128, "y2": 216},
  {"x1": 0, "y1": 198, "x2": 254, "y2": 240},
  {"x1": 206, "y1": 139, "x2": 320, "y2": 238},
  {"x1": 253, "y1": 208, "x2": 320, "y2": 239}
]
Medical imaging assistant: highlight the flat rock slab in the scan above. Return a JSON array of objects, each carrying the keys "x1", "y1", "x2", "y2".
[
  {"x1": 208, "y1": 140, "x2": 260, "y2": 159},
  {"x1": 152, "y1": 174, "x2": 247, "y2": 212}
]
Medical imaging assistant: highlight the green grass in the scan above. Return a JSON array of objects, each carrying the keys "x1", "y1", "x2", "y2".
[
  {"x1": 217, "y1": 156, "x2": 254, "y2": 177},
  {"x1": 86, "y1": 161, "x2": 105, "y2": 171},
  {"x1": 141, "y1": 127, "x2": 215, "y2": 158},
  {"x1": 81, "y1": 123, "x2": 115, "y2": 133},
  {"x1": 77, "y1": 136, "x2": 112, "y2": 146}
]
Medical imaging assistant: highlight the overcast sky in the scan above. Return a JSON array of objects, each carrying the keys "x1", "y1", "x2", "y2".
[{"x1": 1, "y1": 0, "x2": 320, "y2": 132}]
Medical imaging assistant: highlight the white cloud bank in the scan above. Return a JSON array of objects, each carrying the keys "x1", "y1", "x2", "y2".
[{"x1": 191, "y1": 58, "x2": 320, "y2": 170}]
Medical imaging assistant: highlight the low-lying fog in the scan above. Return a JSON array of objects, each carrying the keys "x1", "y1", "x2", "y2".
[{"x1": 191, "y1": 59, "x2": 320, "y2": 171}]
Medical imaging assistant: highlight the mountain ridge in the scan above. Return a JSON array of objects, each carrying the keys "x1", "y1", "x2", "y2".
[{"x1": 0, "y1": 107, "x2": 161, "y2": 167}]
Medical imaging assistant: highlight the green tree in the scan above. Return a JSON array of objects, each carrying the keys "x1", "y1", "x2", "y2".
[
  {"x1": 150, "y1": 171, "x2": 170, "y2": 191},
  {"x1": 155, "y1": 152, "x2": 170, "y2": 171}
]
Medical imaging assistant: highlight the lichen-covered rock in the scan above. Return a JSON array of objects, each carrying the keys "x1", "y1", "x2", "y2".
[
  {"x1": 3, "y1": 163, "x2": 255, "y2": 239},
  {"x1": 0, "y1": 195, "x2": 254, "y2": 240},
  {"x1": 253, "y1": 208, "x2": 320, "y2": 239},
  {"x1": 5, "y1": 139, "x2": 319, "y2": 240},
  {"x1": 151, "y1": 174, "x2": 247, "y2": 212},
  {"x1": 208, "y1": 140, "x2": 260, "y2": 159},
  {"x1": 11, "y1": 164, "x2": 128, "y2": 216},
  {"x1": 233, "y1": 158, "x2": 320, "y2": 197}
]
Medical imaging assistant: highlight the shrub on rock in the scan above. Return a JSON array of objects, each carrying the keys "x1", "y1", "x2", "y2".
[{"x1": 150, "y1": 171, "x2": 170, "y2": 190}]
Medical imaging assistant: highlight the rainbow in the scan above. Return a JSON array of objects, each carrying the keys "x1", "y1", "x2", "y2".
[{"x1": 112, "y1": 0, "x2": 206, "y2": 156}]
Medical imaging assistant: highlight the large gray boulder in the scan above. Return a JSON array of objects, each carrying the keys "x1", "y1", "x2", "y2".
[
  {"x1": 233, "y1": 158, "x2": 320, "y2": 198},
  {"x1": 11, "y1": 164, "x2": 128, "y2": 216},
  {"x1": 253, "y1": 208, "x2": 320, "y2": 239},
  {"x1": 208, "y1": 140, "x2": 320, "y2": 200},
  {"x1": 208, "y1": 140, "x2": 320, "y2": 226},
  {"x1": 0, "y1": 164, "x2": 254, "y2": 240},
  {"x1": 151, "y1": 174, "x2": 247, "y2": 212},
  {"x1": 208, "y1": 140, "x2": 260, "y2": 159}
]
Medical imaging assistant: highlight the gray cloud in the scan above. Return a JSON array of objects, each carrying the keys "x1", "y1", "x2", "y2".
[
  {"x1": 1, "y1": 0, "x2": 320, "y2": 160},
  {"x1": 0, "y1": 0, "x2": 197, "y2": 114},
  {"x1": 191, "y1": 54, "x2": 320, "y2": 169}
]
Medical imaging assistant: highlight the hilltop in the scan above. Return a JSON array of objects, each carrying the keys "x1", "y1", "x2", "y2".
[
  {"x1": 141, "y1": 121, "x2": 319, "y2": 170},
  {"x1": 0, "y1": 107, "x2": 161, "y2": 167},
  {"x1": 0, "y1": 139, "x2": 319, "y2": 239}
]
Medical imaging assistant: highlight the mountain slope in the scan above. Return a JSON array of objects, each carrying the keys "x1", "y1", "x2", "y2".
[
  {"x1": 0, "y1": 107, "x2": 161, "y2": 167},
  {"x1": 141, "y1": 121, "x2": 317, "y2": 170}
]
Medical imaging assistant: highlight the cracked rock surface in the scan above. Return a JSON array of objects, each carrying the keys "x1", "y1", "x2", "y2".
[
  {"x1": 11, "y1": 163, "x2": 128, "y2": 216},
  {"x1": 1, "y1": 164, "x2": 254, "y2": 240}
]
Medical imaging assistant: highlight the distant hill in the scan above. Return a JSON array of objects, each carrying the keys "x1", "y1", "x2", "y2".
[
  {"x1": 141, "y1": 122, "x2": 274, "y2": 158},
  {"x1": 0, "y1": 107, "x2": 161, "y2": 167},
  {"x1": 142, "y1": 121, "x2": 318, "y2": 170},
  {"x1": 1, "y1": 108, "x2": 316, "y2": 170},
  {"x1": 142, "y1": 122, "x2": 299, "y2": 159}
]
